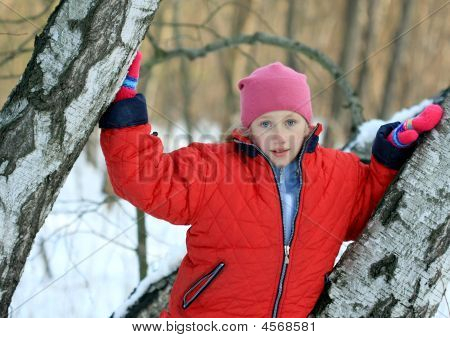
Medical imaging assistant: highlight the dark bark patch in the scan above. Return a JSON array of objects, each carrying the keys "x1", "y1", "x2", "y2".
[
  {"x1": 406, "y1": 300, "x2": 430, "y2": 317},
  {"x1": 368, "y1": 294, "x2": 398, "y2": 317},
  {"x1": 352, "y1": 302, "x2": 364, "y2": 312},
  {"x1": 369, "y1": 253, "x2": 398, "y2": 283},
  {"x1": 427, "y1": 270, "x2": 441, "y2": 288},
  {"x1": 0, "y1": 109, "x2": 35, "y2": 177},
  {"x1": 408, "y1": 278, "x2": 421, "y2": 304},
  {"x1": 424, "y1": 215, "x2": 450, "y2": 271},
  {"x1": 403, "y1": 304, "x2": 428, "y2": 318},
  {"x1": 308, "y1": 272, "x2": 333, "y2": 317},
  {"x1": 378, "y1": 189, "x2": 404, "y2": 228},
  {"x1": 429, "y1": 302, "x2": 441, "y2": 317}
]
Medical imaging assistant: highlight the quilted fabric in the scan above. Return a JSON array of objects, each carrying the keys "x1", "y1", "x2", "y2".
[{"x1": 100, "y1": 99, "x2": 416, "y2": 318}]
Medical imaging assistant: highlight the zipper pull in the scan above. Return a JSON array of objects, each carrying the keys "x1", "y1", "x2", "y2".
[{"x1": 284, "y1": 245, "x2": 290, "y2": 264}]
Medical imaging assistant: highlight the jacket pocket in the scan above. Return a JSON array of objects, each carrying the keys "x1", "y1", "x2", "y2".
[{"x1": 182, "y1": 262, "x2": 225, "y2": 310}]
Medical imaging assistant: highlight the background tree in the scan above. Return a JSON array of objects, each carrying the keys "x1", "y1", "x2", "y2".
[{"x1": 0, "y1": 0, "x2": 161, "y2": 317}]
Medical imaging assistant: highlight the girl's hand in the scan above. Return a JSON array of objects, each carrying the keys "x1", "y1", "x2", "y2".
[
  {"x1": 113, "y1": 50, "x2": 142, "y2": 103},
  {"x1": 387, "y1": 104, "x2": 444, "y2": 148}
]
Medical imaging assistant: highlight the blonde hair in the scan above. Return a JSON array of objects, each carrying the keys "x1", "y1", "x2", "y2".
[{"x1": 222, "y1": 120, "x2": 252, "y2": 143}]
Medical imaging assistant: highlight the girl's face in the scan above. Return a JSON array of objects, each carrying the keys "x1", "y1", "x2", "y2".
[{"x1": 249, "y1": 110, "x2": 311, "y2": 168}]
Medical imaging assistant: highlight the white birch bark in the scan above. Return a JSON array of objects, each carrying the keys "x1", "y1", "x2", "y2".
[
  {"x1": 0, "y1": 0, "x2": 161, "y2": 317},
  {"x1": 312, "y1": 96, "x2": 450, "y2": 317}
]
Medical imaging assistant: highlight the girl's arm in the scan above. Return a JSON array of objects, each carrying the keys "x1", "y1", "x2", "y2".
[
  {"x1": 343, "y1": 122, "x2": 417, "y2": 241},
  {"x1": 98, "y1": 52, "x2": 212, "y2": 225},
  {"x1": 344, "y1": 104, "x2": 443, "y2": 241},
  {"x1": 100, "y1": 120, "x2": 210, "y2": 225}
]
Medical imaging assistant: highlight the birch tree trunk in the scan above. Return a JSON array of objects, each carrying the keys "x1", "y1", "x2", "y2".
[
  {"x1": 0, "y1": 0, "x2": 161, "y2": 317},
  {"x1": 312, "y1": 95, "x2": 450, "y2": 317}
]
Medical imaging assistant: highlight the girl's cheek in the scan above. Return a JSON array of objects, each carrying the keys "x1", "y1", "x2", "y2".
[{"x1": 254, "y1": 136, "x2": 267, "y2": 150}]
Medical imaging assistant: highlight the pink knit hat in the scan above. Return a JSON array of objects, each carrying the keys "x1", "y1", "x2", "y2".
[{"x1": 237, "y1": 61, "x2": 313, "y2": 128}]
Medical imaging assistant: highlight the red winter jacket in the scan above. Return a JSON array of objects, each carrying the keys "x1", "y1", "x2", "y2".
[{"x1": 99, "y1": 94, "x2": 417, "y2": 318}]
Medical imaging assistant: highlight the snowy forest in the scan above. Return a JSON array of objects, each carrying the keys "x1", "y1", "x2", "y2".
[{"x1": 0, "y1": 0, "x2": 449, "y2": 318}]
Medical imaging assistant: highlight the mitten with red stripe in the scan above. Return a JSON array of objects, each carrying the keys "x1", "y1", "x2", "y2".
[
  {"x1": 387, "y1": 104, "x2": 443, "y2": 148},
  {"x1": 113, "y1": 51, "x2": 142, "y2": 103}
]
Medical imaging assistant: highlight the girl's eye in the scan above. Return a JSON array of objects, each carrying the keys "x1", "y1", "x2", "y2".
[
  {"x1": 286, "y1": 119, "x2": 297, "y2": 127},
  {"x1": 260, "y1": 121, "x2": 272, "y2": 128}
]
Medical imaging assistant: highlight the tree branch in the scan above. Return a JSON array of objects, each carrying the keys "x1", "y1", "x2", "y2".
[{"x1": 144, "y1": 31, "x2": 364, "y2": 129}]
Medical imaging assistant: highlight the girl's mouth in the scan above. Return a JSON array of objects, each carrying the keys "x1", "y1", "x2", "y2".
[{"x1": 271, "y1": 149, "x2": 289, "y2": 157}]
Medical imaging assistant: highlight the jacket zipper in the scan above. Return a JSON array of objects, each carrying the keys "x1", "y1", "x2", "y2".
[
  {"x1": 271, "y1": 132, "x2": 314, "y2": 317},
  {"x1": 233, "y1": 125, "x2": 319, "y2": 317}
]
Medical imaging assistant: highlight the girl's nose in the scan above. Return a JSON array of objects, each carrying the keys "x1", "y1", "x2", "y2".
[{"x1": 270, "y1": 132, "x2": 287, "y2": 145}]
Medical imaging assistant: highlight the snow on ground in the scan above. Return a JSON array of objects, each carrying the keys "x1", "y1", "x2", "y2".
[{"x1": 9, "y1": 110, "x2": 449, "y2": 318}]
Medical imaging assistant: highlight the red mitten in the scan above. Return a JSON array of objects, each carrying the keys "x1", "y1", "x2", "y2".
[
  {"x1": 387, "y1": 104, "x2": 443, "y2": 148},
  {"x1": 113, "y1": 51, "x2": 142, "y2": 102}
]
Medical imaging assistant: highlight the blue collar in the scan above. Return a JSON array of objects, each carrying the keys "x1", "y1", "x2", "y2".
[{"x1": 273, "y1": 155, "x2": 300, "y2": 182}]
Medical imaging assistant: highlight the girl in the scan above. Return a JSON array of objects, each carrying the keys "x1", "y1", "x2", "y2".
[{"x1": 99, "y1": 51, "x2": 443, "y2": 318}]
